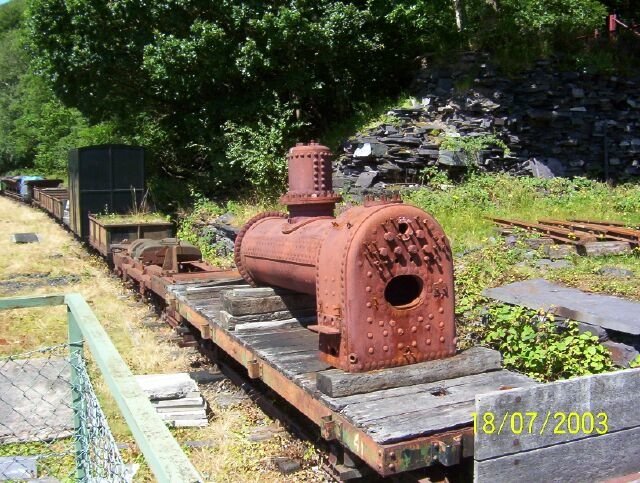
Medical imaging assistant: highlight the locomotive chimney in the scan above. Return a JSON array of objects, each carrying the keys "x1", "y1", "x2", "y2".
[{"x1": 279, "y1": 141, "x2": 341, "y2": 222}]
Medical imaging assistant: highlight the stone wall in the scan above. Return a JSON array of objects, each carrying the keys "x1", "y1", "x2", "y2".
[{"x1": 334, "y1": 52, "x2": 640, "y2": 193}]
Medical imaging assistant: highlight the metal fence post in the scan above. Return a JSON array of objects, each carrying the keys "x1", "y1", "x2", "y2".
[{"x1": 68, "y1": 306, "x2": 87, "y2": 481}]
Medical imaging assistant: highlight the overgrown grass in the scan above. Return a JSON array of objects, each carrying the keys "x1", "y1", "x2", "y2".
[{"x1": 404, "y1": 174, "x2": 640, "y2": 252}]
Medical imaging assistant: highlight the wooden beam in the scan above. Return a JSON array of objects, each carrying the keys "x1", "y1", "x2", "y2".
[
  {"x1": 316, "y1": 347, "x2": 502, "y2": 397},
  {"x1": 0, "y1": 294, "x2": 65, "y2": 310},
  {"x1": 474, "y1": 368, "x2": 640, "y2": 482}
]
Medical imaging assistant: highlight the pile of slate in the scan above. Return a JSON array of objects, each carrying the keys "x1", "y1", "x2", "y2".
[
  {"x1": 334, "y1": 52, "x2": 640, "y2": 195},
  {"x1": 135, "y1": 373, "x2": 208, "y2": 428}
]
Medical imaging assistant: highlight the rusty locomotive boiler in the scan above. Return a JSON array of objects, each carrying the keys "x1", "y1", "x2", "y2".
[{"x1": 234, "y1": 142, "x2": 456, "y2": 372}]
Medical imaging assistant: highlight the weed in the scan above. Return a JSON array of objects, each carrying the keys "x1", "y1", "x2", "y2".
[{"x1": 483, "y1": 304, "x2": 614, "y2": 381}]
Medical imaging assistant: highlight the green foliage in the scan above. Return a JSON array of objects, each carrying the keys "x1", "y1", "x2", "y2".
[
  {"x1": 177, "y1": 191, "x2": 227, "y2": 266},
  {"x1": 440, "y1": 134, "x2": 510, "y2": 167},
  {"x1": 630, "y1": 355, "x2": 640, "y2": 369},
  {"x1": 483, "y1": 304, "x2": 613, "y2": 381},
  {"x1": 223, "y1": 100, "x2": 303, "y2": 198}
]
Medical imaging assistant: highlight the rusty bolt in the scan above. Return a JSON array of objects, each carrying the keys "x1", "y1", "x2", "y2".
[
  {"x1": 416, "y1": 229, "x2": 425, "y2": 238},
  {"x1": 383, "y1": 330, "x2": 388, "y2": 336},
  {"x1": 426, "y1": 339, "x2": 432, "y2": 345},
  {"x1": 367, "y1": 271, "x2": 373, "y2": 277},
  {"x1": 378, "y1": 320, "x2": 384, "y2": 326},
  {"x1": 426, "y1": 324, "x2": 431, "y2": 331},
  {"x1": 393, "y1": 246, "x2": 402, "y2": 255},
  {"x1": 412, "y1": 340, "x2": 417, "y2": 347},
  {"x1": 440, "y1": 336, "x2": 445, "y2": 342},
  {"x1": 383, "y1": 345, "x2": 389, "y2": 351},
  {"x1": 367, "y1": 332, "x2": 373, "y2": 339},
  {"x1": 367, "y1": 317, "x2": 373, "y2": 323},
  {"x1": 348, "y1": 353, "x2": 358, "y2": 364},
  {"x1": 384, "y1": 232, "x2": 395, "y2": 241},
  {"x1": 366, "y1": 302, "x2": 372, "y2": 308},
  {"x1": 389, "y1": 319, "x2": 396, "y2": 327},
  {"x1": 408, "y1": 245, "x2": 418, "y2": 254},
  {"x1": 428, "y1": 313, "x2": 434, "y2": 319},
  {"x1": 379, "y1": 247, "x2": 388, "y2": 257},
  {"x1": 439, "y1": 321, "x2": 445, "y2": 328},
  {"x1": 366, "y1": 286, "x2": 372, "y2": 292},
  {"x1": 368, "y1": 347, "x2": 374, "y2": 354},
  {"x1": 417, "y1": 316, "x2": 424, "y2": 322},
  {"x1": 438, "y1": 307, "x2": 444, "y2": 314},
  {"x1": 411, "y1": 326, "x2": 417, "y2": 333},
  {"x1": 398, "y1": 328, "x2": 404, "y2": 335}
]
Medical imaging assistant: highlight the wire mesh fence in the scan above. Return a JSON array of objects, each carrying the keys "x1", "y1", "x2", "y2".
[{"x1": 0, "y1": 343, "x2": 132, "y2": 482}]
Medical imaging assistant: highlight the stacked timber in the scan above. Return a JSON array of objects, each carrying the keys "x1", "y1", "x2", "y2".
[
  {"x1": 135, "y1": 373, "x2": 208, "y2": 427},
  {"x1": 219, "y1": 287, "x2": 316, "y2": 332}
]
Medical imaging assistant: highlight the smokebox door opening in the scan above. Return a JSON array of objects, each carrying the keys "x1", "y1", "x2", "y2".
[{"x1": 384, "y1": 275, "x2": 423, "y2": 309}]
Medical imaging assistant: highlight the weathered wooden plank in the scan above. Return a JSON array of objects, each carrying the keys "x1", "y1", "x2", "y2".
[
  {"x1": 221, "y1": 291, "x2": 316, "y2": 316},
  {"x1": 342, "y1": 370, "x2": 535, "y2": 425},
  {"x1": 474, "y1": 426, "x2": 640, "y2": 483},
  {"x1": 268, "y1": 350, "x2": 331, "y2": 376},
  {"x1": 483, "y1": 278, "x2": 640, "y2": 335},
  {"x1": 228, "y1": 287, "x2": 313, "y2": 298},
  {"x1": 234, "y1": 318, "x2": 307, "y2": 333},
  {"x1": 338, "y1": 371, "x2": 536, "y2": 444},
  {"x1": 316, "y1": 347, "x2": 502, "y2": 397},
  {"x1": 474, "y1": 367, "x2": 640, "y2": 461},
  {"x1": 219, "y1": 309, "x2": 315, "y2": 330}
]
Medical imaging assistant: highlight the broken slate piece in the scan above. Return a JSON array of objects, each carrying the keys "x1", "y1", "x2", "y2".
[
  {"x1": 483, "y1": 278, "x2": 640, "y2": 336},
  {"x1": 275, "y1": 457, "x2": 301, "y2": 475}
]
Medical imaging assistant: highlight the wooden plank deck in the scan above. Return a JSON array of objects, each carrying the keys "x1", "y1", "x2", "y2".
[{"x1": 168, "y1": 279, "x2": 538, "y2": 475}]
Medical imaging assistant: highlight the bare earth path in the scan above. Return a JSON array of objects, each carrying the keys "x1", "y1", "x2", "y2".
[{"x1": 0, "y1": 196, "x2": 322, "y2": 482}]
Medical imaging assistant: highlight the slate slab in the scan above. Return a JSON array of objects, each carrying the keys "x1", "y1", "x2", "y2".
[
  {"x1": 0, "y1": 358, "x2": 73, "y2": 443},
  {"x1": 10, "y1": 233, "x2": 39, "y2": 244},
  {"x1": 483, "y1": 278, "x2": 640, "y2": 335}
]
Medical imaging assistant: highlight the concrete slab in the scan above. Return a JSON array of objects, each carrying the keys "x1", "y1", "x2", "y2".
[{"x1": 483, "y1": 278, "x2": 640, "y2": 335}]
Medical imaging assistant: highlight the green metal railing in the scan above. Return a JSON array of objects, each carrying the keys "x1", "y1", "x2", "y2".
[{"x1": 0, "y1": 293, "x2": 202, "y2": 483}]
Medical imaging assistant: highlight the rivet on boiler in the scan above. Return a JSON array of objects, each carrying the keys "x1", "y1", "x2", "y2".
[
  {"x1": 367, "y1": 332, "x2": 373, "y2": 339},
  {"x1": 440, "y1": 336, "x2": 445, "y2": 343},
  {"x1": 368, "y1": 347, "x2": 374, "y2": 354}
]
